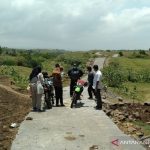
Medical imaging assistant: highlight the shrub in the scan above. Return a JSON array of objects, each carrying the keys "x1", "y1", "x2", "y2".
[
  {"x1": 139, "y1": 50, "x2": 147, "y2": 55},
  {"x1": 16, "y1": 57, "x2": 26, "y2": 66},
  {"x1": 0, "y1": 46, "x2": 2, "y2": 55},
  {"x1": 102, "y1": 65, "x2": 126, "y2": 87},
  {"x1": 2, "y1": 59, "x2": 17, "y2": 66},
  {"x1": 119, "y1": 51, "x2": 123, "y2": 57}
]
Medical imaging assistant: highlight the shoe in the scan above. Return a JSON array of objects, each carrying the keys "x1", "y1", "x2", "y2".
[
  {"x1": 32, "y1": 107, "x2": 37, "y2": 112},
  {"x1": 88, "y1": 97, "x2": 93, "y2": 99},
  {"x1": 95, "y1": 106, "x2": 102, "y2": 110},
  {"x1": 61, "y1": 104, "x2": 65, "y2": 107},
  {"x1": 37, "y1": 109, "x2": 45, "y2": 112},
  {"x1": 56, "y1": 104, "x2": 60, "y2": 107}
]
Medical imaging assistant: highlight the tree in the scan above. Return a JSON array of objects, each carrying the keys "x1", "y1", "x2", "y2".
[
  {"x1": 139, "y1": 50, "x2": 147, "y2": 55},
  {"x1": 119, "y1": 51, "x2": 123, "y2": 57},
  {"x1": 0, "y1": 46, "x2": 2, "y2": 55}
]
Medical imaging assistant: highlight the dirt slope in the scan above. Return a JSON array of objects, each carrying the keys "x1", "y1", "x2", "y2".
[{"x1": 0, "y1": 84, "x2": 31, "y2": 150}]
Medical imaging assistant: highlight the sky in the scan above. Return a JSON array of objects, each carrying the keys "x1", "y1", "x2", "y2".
[{"x1": 0, "y1": 0, "x2": 150, "y2": 50}]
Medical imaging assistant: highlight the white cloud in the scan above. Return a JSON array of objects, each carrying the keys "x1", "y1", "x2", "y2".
[{"x1": 0, "y1": 0, "x2": 150, "y2": 50}]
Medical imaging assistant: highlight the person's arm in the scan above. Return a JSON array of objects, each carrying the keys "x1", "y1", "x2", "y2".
[
  {"x1": 95, "y1": 74, "x2": 100, "y2": 91},
  {"x1": 68, "y1": 69, "x2": 71, "y2": 77},
  {"x1": 38, "y1": 73, "x2": 44, "y2": 84},
  {"x1": 79, "y1": 69, "x2": 83, "y2": 77}
]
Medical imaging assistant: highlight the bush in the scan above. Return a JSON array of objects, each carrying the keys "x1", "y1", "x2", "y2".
[
  {"x1": 2, "y1": 59, "x2": 17, "y2": 66},
  {"x1": 0, "y1": 46, "x2": 2, "y2": 55},
  {"x1": 102, "y1": 65, "x2": 126, "y2": 87},
  {"x1": 119, "y1": 51, "x2": 123, "y2": 57},
  {"x1": 139, "y1": 50, "x2": 147, "y2": 55},
  {"x1": 127, "y1": 69, "x2": 138, "y2": 82},
  {"x1": 16, "y1": 57, "x2": 26, "y2": 66},
  {"x1": 25, "y1": 59, "x2": 42, "y2": 68}
]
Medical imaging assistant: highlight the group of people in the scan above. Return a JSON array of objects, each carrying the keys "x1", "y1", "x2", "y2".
[{"x1": 29, "y1": 63, "x2": 103, "y2": 112}]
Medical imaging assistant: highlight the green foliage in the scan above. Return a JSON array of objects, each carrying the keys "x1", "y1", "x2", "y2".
[
  {"x1": 2, "y1": 59, "x2": 17, "y2": 66},
  {"x1": 16, "y1": 57, "x2": 26, "y2": 66},
  {"x1": 55, "y1": 52, "x2": 91, "y2": 71},
  {"x1": 127, "y1": 69, "x2": 138, "y2": 82},
  {"x1": 10, "y1": 49, "x2": 17, "y2": 56},
  {"x1": 106, "y1": 55, "x2": 150, "y2": 102},
  {"x1": 129, "y1": 51, "x2": 149, "y2": 59},
  {"x1": 133, "y1": 120, "x2": 150, "y2": 135},
  {"x1": 102, "y1": 63, "x2": 126, "y2": 88},
  {"x1": 119, "y1": 51, "x2": 123, "y2": 56},
  {"x1": 0, "y1": 66, "x2": 29, "y2": 86},
  {"x1": 0, "y1": 46, "x2": 2, "y2": 55},
  {"x1": 139, "y1": 50, "x2": 147, "y2": 55},
  {"x1": 21, "y1": 52, "x2": 42, "y2": 68},
  {"x1": 127, "y1": 69, "x2": 150, "y2": 83},
  {"x1": 0, "y1": 48, "x2": 92, "y2": 88}
]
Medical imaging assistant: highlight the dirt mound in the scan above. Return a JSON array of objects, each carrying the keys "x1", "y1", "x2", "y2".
[
  {"x1": 0, "y1": 76, "x2": 12, "y2": 86},
  {"x1": 0, "y1": 84, "x2": 31, "y2": 150},
  {"x1": 103, "y1": 102, "x2": 150, "y2": 149}
]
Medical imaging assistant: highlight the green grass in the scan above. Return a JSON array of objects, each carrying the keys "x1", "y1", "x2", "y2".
[
  {"x1": 112, "y1": 82, "x2": 150, "y2": 103},
  {"x1": 124, "y1": 82, "x2": 150, "y2": 102},
  {"x1": 0, "y1": 65, "x2": 31, "y2": 76},
  {"x1": 132, "y1": 121, "x2": 150, "y2": 136},
  {"x1": 107, "y1": 55, "x2": 150, "y2": 102},
  {"x1": 110, "y1": 57, "x2": 150, "y2": 72}
]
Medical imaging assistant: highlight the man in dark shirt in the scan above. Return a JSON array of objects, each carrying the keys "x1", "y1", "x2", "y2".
[
  {"x1": 87, "y1": 66, "x2": 95, "y2": 99},
  {"x1": 68, "y1": 63, "x2": 83, "y2": 97}
]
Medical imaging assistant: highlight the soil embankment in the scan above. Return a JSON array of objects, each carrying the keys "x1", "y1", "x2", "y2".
[{"x1": 0, "y1": 82, "x2": 31, "y2": 150}]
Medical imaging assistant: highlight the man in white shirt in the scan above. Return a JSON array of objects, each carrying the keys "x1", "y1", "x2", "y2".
[{"x1": 93, "y1": 65, "x2": 102, "y2": 110}]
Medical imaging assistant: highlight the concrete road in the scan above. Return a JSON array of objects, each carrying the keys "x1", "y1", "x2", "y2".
[{"x1": 11, "y1": 58, "x2": 145, "y2": 150}]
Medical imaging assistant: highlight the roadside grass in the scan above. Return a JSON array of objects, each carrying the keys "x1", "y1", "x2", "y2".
[
  {"x1": 110, "y1": 57, "x2": 150, "y2": 71},
  {"x1": 0, "y1": 65, "x2": 31, "y2": 77},
  {"x1": 111, "y1": 82, "x2": 150, "y2": 103},
  {"x1": 106, "y1": 56, "x2": 150, "y2": 103},
  {"x1": 132, "y1": 121, "x2": 150, "y2": 136}
]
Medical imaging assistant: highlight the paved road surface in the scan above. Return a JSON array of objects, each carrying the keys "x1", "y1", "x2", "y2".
[{"x1": 11, "y1": 58, "x2": 145, "y2": 150}]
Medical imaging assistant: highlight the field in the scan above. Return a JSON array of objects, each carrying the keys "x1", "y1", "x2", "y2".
[
  {"x1": 0, "y1": 49, "x2": 93, "y2": 89},
  {"x1": 103, "y1": 51, "x2": 150, "y2": 103}
]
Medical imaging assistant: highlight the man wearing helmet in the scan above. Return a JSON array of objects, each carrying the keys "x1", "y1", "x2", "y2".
[{"x1": 68, "y1": 63, "x2": 83, "y2": 97}]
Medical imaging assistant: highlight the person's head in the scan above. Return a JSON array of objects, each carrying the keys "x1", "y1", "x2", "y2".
[
  {"x1": 87, "y1": 66, "x2": 92, "y2": 72},
  {"x1": 42, "y1": 72, "x2": 49, "y2": 78},
  {"x1": 29, "y1": 65, "x2": 42, "y2": 81},
  {"x1": 93, "y1": 65, "x2": 99, "y2": 71},
  {"x1": 72, "y1": 63, "x2": 77, "y2": 70},
  {"x1": 55, "y1": 64, "x2": 60, "y2": 68},
  {"x1": 36, "y1": 66, "x2": 42, "y2": 73}
]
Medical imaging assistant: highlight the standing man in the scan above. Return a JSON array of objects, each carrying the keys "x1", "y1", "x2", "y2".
[
  {"x1": 68, "y1": 63, "x2": 83, "y2": 97},
  {"x1": 52, "y1": 64, "x2": 65, "y2": 107},
  {"x1": 87, "y1": 66, "x2": 95, "y2": 99},
  {"x1": 93, "y1": 65, "x2": 102, "y2": 110}
]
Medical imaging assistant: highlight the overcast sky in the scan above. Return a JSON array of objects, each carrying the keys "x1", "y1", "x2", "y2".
[{"x1": 0, "y1": 0, "x2": 150, "y2": 50}]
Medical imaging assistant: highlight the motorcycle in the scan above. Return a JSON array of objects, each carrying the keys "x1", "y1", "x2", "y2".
[{"x1": 70, "y1": 80, "x2": 87, "y2": 108}]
